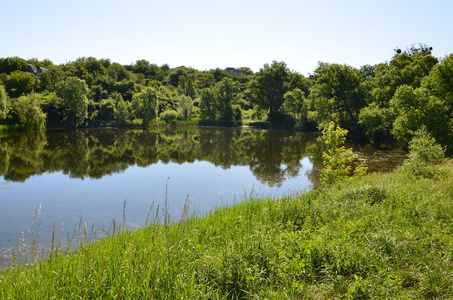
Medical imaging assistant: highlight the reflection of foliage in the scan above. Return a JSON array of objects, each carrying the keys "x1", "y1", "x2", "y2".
[
  {"x1": 1, "y1": 131, "x2": 47, "y2": 181},
  {"x1": 0, "y1": 139, "x2": 10, "y2": 175},
  {"x1": 0, "y1": 128, "x2": 321, "y2": 186}
]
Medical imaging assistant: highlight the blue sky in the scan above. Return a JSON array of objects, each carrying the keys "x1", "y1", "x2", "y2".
[{"x1": 1, "y1": 0, "x2": 452, "y2": 75}]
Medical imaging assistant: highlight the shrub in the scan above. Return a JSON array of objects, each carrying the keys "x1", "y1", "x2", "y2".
[
  {"x1": 160, "y1": 110, "x2": 178, "y2": 124},
  {"x1": 399, "y1": 126, "x2": 446, "y2": 178},
  {"x1": 320, "y1": 122, "x2": 367, "y2": 186},
  {"x1": 12, "y1": 93, "x2": 46, "y2": 130},
  {"x1": 407, "y1": 126, "x2": 445, "y2": 165}
]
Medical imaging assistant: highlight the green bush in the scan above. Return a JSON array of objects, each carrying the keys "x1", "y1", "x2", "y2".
[
  {"x1": 12, "y1": 94, "x2": 46, "y2": 130},
  {"x1": 407, "y1": 126, "x2": 445, "y2": 165},
  {"x1": 320, "y1": 122, "x2": 367, "y2": 186},
  {"x1": 160, "y1": 109, "x2": 178, "y2": 124},
  {"x1": 399, "y1": 126, "x2": 446, "y2": 178}
]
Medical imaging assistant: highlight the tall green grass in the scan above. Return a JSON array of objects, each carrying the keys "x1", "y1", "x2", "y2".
[{"x1": 1, "y1": 163, "x2": 453, "y2": 298}]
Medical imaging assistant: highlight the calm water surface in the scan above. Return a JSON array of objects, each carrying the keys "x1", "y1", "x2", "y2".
[{"x1": 0, "y1": 127, "x2": 405, "y2": 254}]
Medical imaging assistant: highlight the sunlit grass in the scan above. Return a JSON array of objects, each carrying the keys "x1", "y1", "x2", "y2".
[{"x1": 1, "y1": 164, "x2": 453, "y2": 298}]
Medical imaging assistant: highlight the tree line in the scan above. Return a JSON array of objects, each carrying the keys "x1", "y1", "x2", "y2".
[{"x1": 1, "y1": 44, "x2": 452, "y2": 153}]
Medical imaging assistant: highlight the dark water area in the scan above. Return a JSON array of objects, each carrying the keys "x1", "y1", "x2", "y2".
[{"x1": 0, "y1": 127, "x2": 406, "y2": 256}]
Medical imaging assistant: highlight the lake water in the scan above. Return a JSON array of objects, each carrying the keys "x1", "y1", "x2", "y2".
[{"x1": 0, "y1": 127, "x2": 406, "y2": 257}]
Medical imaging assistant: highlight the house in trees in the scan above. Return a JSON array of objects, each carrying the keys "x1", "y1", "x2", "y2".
[
  {"x1": 27, "y1": 64, "x2": 47, "y2": 77},
  {"x1": 225, "y1": 67, "x2": 242, "y2": 75},
  {"x1": 27, "y1": 64, "x2": 38, "y2": 74}
]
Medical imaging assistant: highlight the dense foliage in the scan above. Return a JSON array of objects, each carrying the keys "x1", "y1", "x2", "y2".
[{"x1": 1, "y1": 44, "x2": 452, "y2": 153}]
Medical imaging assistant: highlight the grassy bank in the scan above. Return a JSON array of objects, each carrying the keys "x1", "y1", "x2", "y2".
[{"x1": 1, "y1": 163, "x2": 453, "y2": 299}]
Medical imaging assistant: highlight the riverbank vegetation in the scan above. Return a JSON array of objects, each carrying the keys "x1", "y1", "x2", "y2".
[
  {"x1": 1, "y1": 44, "x2": 453, "y2": 154},
  {"x1": 1, "y1": 127, "x2": 452, "y2": 298}
]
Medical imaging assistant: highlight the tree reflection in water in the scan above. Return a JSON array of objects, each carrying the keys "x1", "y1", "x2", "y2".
[{"x1": 0, "y1": 127, "x2": 322, "y2": 186}]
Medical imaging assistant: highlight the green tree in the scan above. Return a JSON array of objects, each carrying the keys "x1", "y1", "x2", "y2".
[
  {"x1": 0, "y1": 57, "x2": 27, "y2": 74},
  {"x1": 198, "y1": 78, "x2": 240, "y2": 121},
  {"x1": 131, "y1": 60, "x2": 167, "y2": 80},
  {"x1": 209, "y1": 68, "x2": 232, "y2": 83},
  {"x1": 168, "y1": 67, "x2": 188, "y2": 87},
  {"x1": 283, "y1": 88, "x2": 308, "y2": 129},
  {"x1": 422, "y1": 53, "x2": 453, "y2": 101},
  {"x1": 0, "y1": 83, "x2": 7, "y2": 121},
  {"x1": 108, "y1": 63, "x2": 133, "y2": 81},
  {"x1": 199, "y1": 87, "x2": 217, "y2": 120},
  {"x1": 198, "y1": 72, "x2": 216, "y2": 88},
  {"x1": 358, "y1": 103, "x2": 394, "y2": 144},
  {"x1": 70, "y1": 57, "x2": 108, "y2": 83},
  {"x1": 354, "y1": 45, "x2": 439, "y2": 144},
  {"x1": 407, "y1": 126, "x2": 445, "y2": 165},
  {"x1": 97, "y1": 97, "x2": 116, "y2": 122},
  {"x1": 389, "y1": 54, "x2": 453, "y2": 152},
  {"x1": 309, "y1": 63, "x2": 365, "y2": 134},
  {"x1": 177, "y1": 95, "x2": 193, "y2": 120},
  {"x1": 56, "y1": 77, "x2": 89, "y2": 128},
  {"x1": 288, "y1": 72, "x2": 312, "y2": 95},
  {"x1": 419, "y1": 53, "x2": 453, "y2": 150},
  {"x1": 250, "y1": 61, "x2": 289, "y2": 121},
  {"x1": 370, "y1": 46, "x2": 436, "y2": 106},
  {"x1": 113, "y1": 93, "x2": 130, "y2": 124},
  {"x1": 390, "y1": 85, "x2": 450, "y2": 149},
  {"x1": 38, "y1": 66, "x2": 64, "y2": 92},
  {"x1": 160, "y1": 110, "x2": 178, "y2": 124},
  {"x1": 389, "y1": 85, "x2": 425, "y2": 143},
  {"x1": 112, "y1": 79, "x2": 135, "y2": 101},
  {"x1": 6, "y1": 71, "x2": 35, "y2": 97},
  {"x1": 177, "y1": 75, "x2": 196, "y2": 98},
  {"x1": 372, "y1": 45, "x2": 437, "y2": 104},
  {"x1": 85, "y1": 57, "x2": 109, "y2": 76},
  {"x1": 27, "y1": 58, "x2": 54, "y2": 69},
  {"x1": 320, "y1": 122, "x2": 367, "y2": 186},
  {"x1": 216, "y1": 77, "x2": 240, "y2": 120},
  {"x1": 39, "y1": 92, "x2": 63, "y2": 127},
  {"x1": 132, "y1": 87, "x2": 159, "y2": 127},
  {"x1": 399, "y1": 126, "x2": 446, "y2": 178},
  {"x1": 132, "y1": 59, "x2": 151, "y2": 75},
  {"x1": 13, "y1": 94, "x2": 46, "y2": 130},
  {"x1": 233, "y1": 105, "x2": 242, "y2": 120}
]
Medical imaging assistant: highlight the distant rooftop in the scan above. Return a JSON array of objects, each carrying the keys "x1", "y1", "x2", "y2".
[
  {"x1": 27, "y1": 64, "x2": 38, "y2": 74},
  {"x1": 225, "y1": 67, "x2": 242, "y2": 75},
  {"x1": 27, "y1": 64, "x2": 48, "y2": 77}
]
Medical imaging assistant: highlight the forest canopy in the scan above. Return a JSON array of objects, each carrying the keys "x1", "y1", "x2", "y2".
[{"x1": 1, "y1": 44, "x2": 453, "y2": 154}]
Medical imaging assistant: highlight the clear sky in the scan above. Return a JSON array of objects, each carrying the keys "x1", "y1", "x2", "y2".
[{"x1": 1, "y1": 0, "x2": 452, "y2": 76}]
